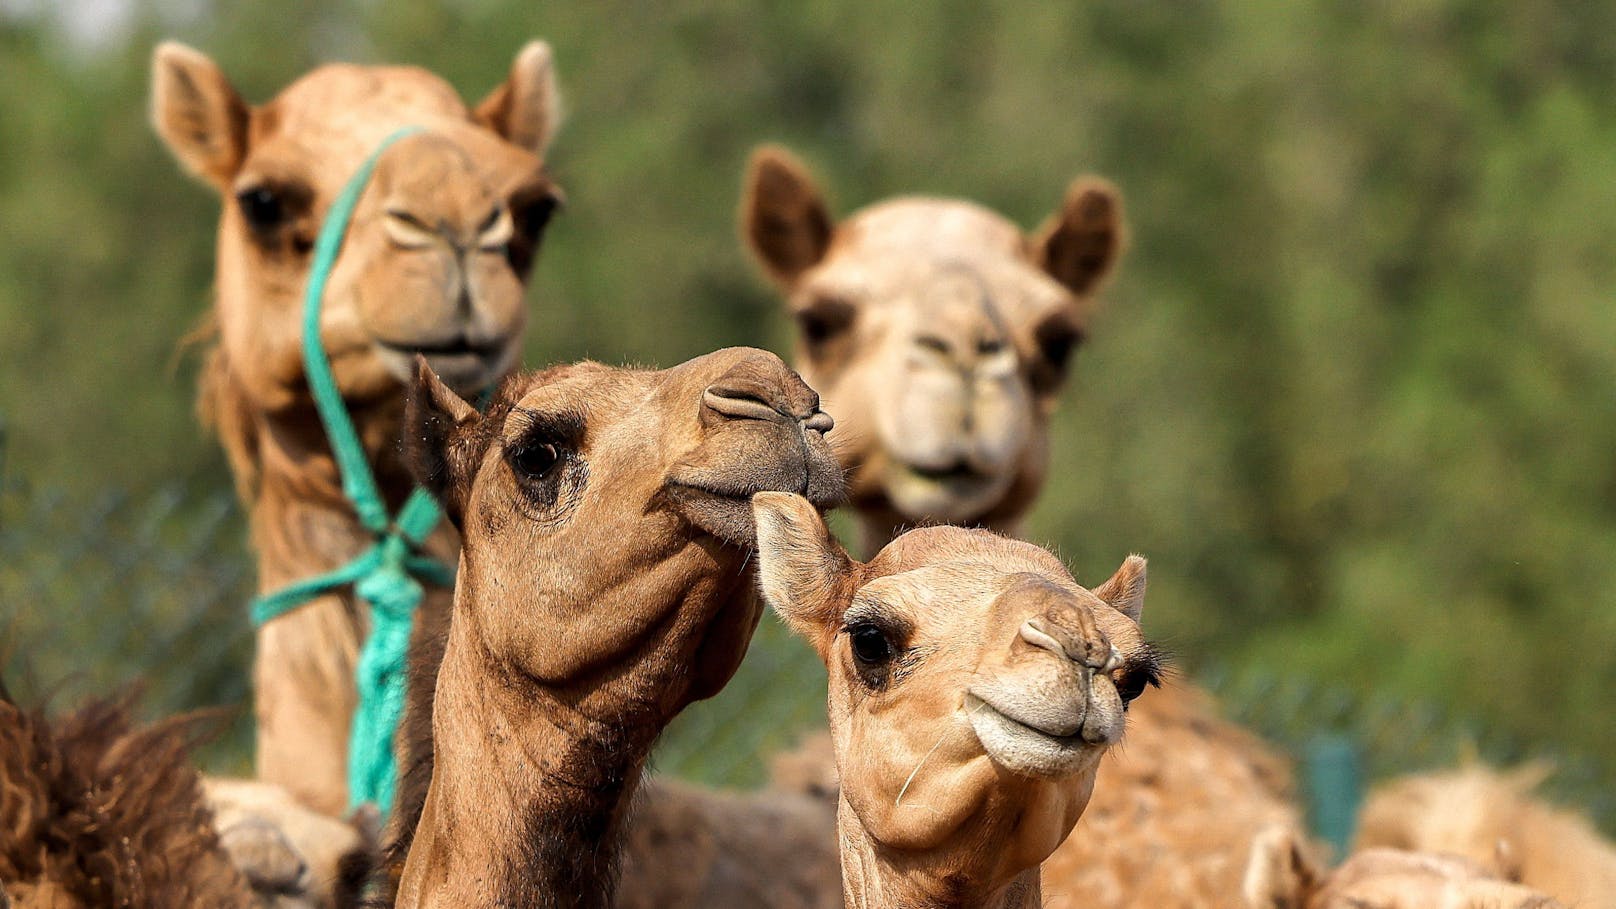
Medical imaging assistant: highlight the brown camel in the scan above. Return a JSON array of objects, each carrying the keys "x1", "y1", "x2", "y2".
[
  {"x1": 1244, "y1": 826, "x2": 1566, "y2": 909},
  {"x1": 151, "y1": 40, "x2": 562, "y2": 817},
  {"x1": 1354, "y1": 764, "x2": 1616, "y2": 909},
  {"x1": 742, "y1": 146, "x2": 1308, "y2": 909},
  {"x1": 0, "y1": 686, "x2": 256, "y2": 908},
  {"x1": 383, "y1": 348, "x2": 842, "y2": 907},
  {"x1": 750, "y1": 491, "x2": 1159, "y2": 908},
  {"x1": 741, "y1": 144, "x2": 1126, "y2": 554}
]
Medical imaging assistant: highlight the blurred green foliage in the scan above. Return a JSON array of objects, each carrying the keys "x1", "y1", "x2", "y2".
[{"x1": 2, "y1": 0, "x2": 1614, "y2": 808}]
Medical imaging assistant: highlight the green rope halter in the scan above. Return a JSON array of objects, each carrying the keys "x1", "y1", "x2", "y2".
[{"x1": 249, "y1": 126, "x2": 451, "y2": 817}]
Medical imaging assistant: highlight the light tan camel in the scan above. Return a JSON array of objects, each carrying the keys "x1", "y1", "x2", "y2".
[
  {"x1": 1355, "y1": 764, "x2": 1616, "y2": 909},
  {"x1": 742, "y1": 146, "x2": 1309, "y2": 909},
  {"x1": 151, "y1": 40, "x2": 562, "y2": 817},
  {"x1": 750, "y1": 491, "x2": 1158, "y2": 908},
  {"x1": 1244, "y1": 826, "x2": 1566, "y2": 909},
  {"x1": 741, "y1": 145, "x2": 1125, "y2": 553},
  {"x1": 384, "y1": 348, "x2": 843, "y2": 907}
]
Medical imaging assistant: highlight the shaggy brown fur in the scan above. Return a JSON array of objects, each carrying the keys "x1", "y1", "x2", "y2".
[
  {"x1": 1355, "y1": 763, "x2": 1616, "y2": 909},
  {"x1": 0, "y1": 686, "x2": 254, "y2": 908}
]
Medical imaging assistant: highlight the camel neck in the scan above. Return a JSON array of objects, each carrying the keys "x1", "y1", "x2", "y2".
[
  {"x1": 836, "y1": 795, "x2": 1041, "y2": 909},
  {"x1": 241, "y1": 389, "x2": 456, "y2": 815},
  {"x1": 395, "y1": 598, "x2": 648, "y2": 909}
]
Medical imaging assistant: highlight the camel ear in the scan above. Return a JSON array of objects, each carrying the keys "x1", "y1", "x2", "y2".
[
  {"x1": 404, "y1": 357, "x2": 482, "y2": 525},
  {"x1": 741, "y1": 145, "x2": 834, "y2": 289},
  {"x1": 752, "y1": 492, "x2": 854, "y2": 657},
  {"x1": 1031, "y1": 176, "x2": 1126, "y2": 297},
  {"x1": 475, "y1": 41, "x2": 562, "y2": 158},
  {"x1": 1242, "y1": 825, "x2": 1319, "y2": 909},
  {"x1": 151, "y1": 41, "x2": 250, "y2": 190},
  {"x1": 1094, "y1": 554, "x2": 1146, "y2": 624}
]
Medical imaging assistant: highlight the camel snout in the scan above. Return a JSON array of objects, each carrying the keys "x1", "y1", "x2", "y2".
[{"x1": 701, "y1": 351, "x2": 827, "y2": 427}]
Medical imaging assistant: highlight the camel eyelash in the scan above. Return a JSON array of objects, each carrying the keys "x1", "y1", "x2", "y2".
[{"x1": 507, "y1": 407, "x2": 586, "y2": 450}]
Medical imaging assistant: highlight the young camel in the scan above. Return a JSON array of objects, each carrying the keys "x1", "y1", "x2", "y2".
[
  {"x1": 750, "y1": 491, "x2": 1160, "y2": 908},
  {"x1": 382, "y1": 347, "x2": 843, "y2": 907},
  {"x1": 742, "y1": 146, "x2": 1308, "y2": 909},
  {"x1": 1353, "y1": 764, "x2": 1616, "y2": 909},
  {"x1": 1244, "y1": 826, "x2": 1566, "y2": 909},
  {"x1": 151, "y1": 40, "x2": 564, "y2": 817}
]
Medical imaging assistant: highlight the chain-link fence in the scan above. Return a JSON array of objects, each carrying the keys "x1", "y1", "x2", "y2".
[{"x1": 2, "y1": 471, "x2": 1611, "y2": 836}]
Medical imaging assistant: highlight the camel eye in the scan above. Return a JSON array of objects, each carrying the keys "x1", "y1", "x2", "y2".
[
  {"x1": 236, "y1": 186, "x2": 285, "y2": 232},
  {"x1": 1036, "y1": 317, "x2": 1085, "y2": 372},
  {"x1": 514, "y1": 193, "x2": 560, "y2": 243},
  {"x1": 795, "y1": 296, "x2": 857, "y2": 348},
  {"x1": 848, "y1": 623, "x2": 894, "y2": 666},
  {"x1": 1112, "y1": 655, "x2": 1162, "y2": 708},
  {"x1": 508, "y1": 441, "x2": 561, "y2": 480}
]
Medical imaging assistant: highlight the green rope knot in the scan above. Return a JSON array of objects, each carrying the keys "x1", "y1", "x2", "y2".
[
  {"x1": 347, "y1": 537, "x2": 422, "y2": 816},
  {"x1": 248, "y1": 126, "x2": 453, "y2": 818}
]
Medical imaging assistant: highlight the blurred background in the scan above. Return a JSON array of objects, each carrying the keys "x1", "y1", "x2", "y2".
[{"x1": 2, "y1": 0, "x2": 1614, "y2": 831}]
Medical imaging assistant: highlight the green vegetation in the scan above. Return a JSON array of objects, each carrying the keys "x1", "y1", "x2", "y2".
[{"x1": 2, "y1": 0, "x2": 1613, "y2": 811}]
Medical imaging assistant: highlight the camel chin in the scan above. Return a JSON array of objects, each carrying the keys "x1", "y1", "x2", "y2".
[
  {"x1": 884, "y1": 464, "x2": 1011, "y2": 525},
  {"x1": 373, "y1": 338, "x2": 519, "y2": 397}
]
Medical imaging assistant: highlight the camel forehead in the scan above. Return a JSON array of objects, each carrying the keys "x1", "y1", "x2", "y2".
[
  {"x1": 870, "y1": 525, "x2": 1070, "y2": 578},
  {"x1": 270, "y1": 63, "x2": 468, "y2": 123},
  {"x1": 837, "y1": 198, "x2": 1026, "y2": 258},
  {"x1": 248, "y1": 65, "x2": 478, "y2": 172},
  {"x1": 811, "y1": 200, "x2": 1068, "y2": 324},
  {"x1": 497, "y1": 348, "x2": 794, "y2": 435}
]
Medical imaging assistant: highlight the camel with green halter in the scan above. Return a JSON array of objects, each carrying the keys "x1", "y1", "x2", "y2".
[{"x1": 152, "y1": 39, "x2": 562, "y2": 820}]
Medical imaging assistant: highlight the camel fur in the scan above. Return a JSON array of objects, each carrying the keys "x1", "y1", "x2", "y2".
[
  {"x1": 0, "y1": 686, "x2": 255, "y2": 908},
  {"x1": 1245, "y1": 825, "x2": 1565, "y2": 908},
  {"x1": 1355, "y1": 763, "x2": 1616, "y2": 909}
]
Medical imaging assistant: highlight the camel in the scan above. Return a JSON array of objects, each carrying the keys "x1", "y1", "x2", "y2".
[
  {"x1": 740, "y1": 145, "x2": 1126, "y2": 554},
  {"x1": 0, "y1": 685, "x2": 256, "y2": 908},
  {"x1": 151, "y1": 39, "x2": 564, "y2": 818},
  {"x1": 749, "y1": 491, "x2": 1159, "y2": 908},
  {"x1": 382, "y1": 347, "x2": 843, "y2": 907},
  {"x1": 741, "y1": 146, "x2": 1309, "y2": 908},
  {"x1": 1244, "y1": 826, "x2": 1566, "y2": 909},
  {"x1": 1354, "y1": 764, "x2": 1616, "y2": 909}
]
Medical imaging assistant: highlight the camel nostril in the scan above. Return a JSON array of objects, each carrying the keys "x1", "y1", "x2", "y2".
[
  {"x1": 702, "y1": 387, "x2": 790, "y2": 424},
  {"x1": 1020, "y1": 616, "x2": 1108, "y2": 668},
  {"x1": 804, "y1": 411, "x2": 834, "y2": 434},
  {"x1": 1019, "y1": 619, "x2": 1074, "y2": 660}
]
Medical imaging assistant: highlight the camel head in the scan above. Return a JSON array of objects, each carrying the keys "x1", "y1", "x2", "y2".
[
  {"x1": 152, "y1": 42, "x2": 564, "y2": 411},
  {"x1": 404, "y1": 347, "x2": 844, "y2": 713},
  {"x1": 742, "y1": 146, "x2": 1126, "y2": 548},
  {"x1": 1244, "y1": 829, "x2": 1565, "y2": 909},
  {"x1": 753, "y1": 492, "x2": 1158, "y2": 904}
]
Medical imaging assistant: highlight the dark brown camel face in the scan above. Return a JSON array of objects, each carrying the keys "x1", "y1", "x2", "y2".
[{"x1": 405, "y1": 346, "x2": 845, "y2": 710}]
